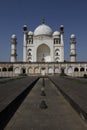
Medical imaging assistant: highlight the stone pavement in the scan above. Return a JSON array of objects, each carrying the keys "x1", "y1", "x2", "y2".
[
  {"x1": 49, "y1": 76, "x2": 87, "y2": 120},
  {"x1": 0, "y1": 76, "x2": 39, "y2": 129},
  {"x1": 0, "y1": 76, "x2": 38, "y2": 112},
  {"x1": 5, "y1": 78, "x2": 87, "y2": 130}
]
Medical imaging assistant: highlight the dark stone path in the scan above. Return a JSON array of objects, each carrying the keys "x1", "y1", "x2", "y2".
[
  {"x1": 49, "y1": 76, "x2": 87, "y2": 120},
  {"x1": 0, "y1": 76, "x2": 39, "y2": 129},
  {"x1": 0, "y1": 76, "x2": 38, "y2": 112},
  {"x1": 4, "y1": 78, "x2": 87, "y2": 130}
]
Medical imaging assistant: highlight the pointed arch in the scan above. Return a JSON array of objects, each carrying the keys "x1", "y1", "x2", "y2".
[
  {"x1": 74, "y1": 67, "x2": 79, "y2": 72},
  {"x1": 37, "y1": 44, "x2": 51, "y2": 62},
  {"x1": 80, "y1": 67, "x2": 85, "y2": 72}
]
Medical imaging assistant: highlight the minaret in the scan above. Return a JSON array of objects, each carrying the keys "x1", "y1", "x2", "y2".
[
  {"x1": 11, "y1": 34, "x2": 17, "y2": 62},
  {"x1": 23, "y1": 25, "x2": 28, "y2": 62},
  {"x1": 60, "y1": 25, "x2": 64, "y2": 62},
  {"x1": 70, "y1": 34, "x2": 76, "y2": 62},
  {"x1": 60, "y1": 25, "x2": 64, "y2": 44}
]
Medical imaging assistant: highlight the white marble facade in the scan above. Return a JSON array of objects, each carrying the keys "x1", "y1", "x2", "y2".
[
  {"x1": 8, "y1": 21, "x2": 82, "y2": 77},
  {"x1": 23, "y1": 23, "x2": 64, "y2": 62}
]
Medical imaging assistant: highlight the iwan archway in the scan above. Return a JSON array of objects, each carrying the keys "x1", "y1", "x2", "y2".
[{"x1": 37, "y1": 44, "x2": 51, "y2": 62}]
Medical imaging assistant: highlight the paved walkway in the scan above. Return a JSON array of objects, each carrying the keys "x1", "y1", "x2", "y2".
[{"x1": 5, "y1": 78, "x2": 87, "y2": 130}]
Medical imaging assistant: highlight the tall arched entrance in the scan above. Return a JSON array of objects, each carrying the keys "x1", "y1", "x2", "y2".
[{"x1": 37, "y1": 44, "x2": 51, "y2": 62}]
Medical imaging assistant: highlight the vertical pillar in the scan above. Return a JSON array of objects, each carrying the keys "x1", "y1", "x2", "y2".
[
  {"x1": 23, "y1": 25, "x2": 28, "y2": 62},
  {"x1": 60, "y1": 25, "x2": 64, "y2": 62},
  {"x1": 70, "y1": 34, "x2": 76, "y2": 62},
  {"x1": 11, "y1": 34, "x2": 17, "y2": 62}
]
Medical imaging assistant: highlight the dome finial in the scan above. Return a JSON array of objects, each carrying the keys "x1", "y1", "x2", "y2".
[{"x1": 42, "y1": 17, "x2": 45, "y2": 24}]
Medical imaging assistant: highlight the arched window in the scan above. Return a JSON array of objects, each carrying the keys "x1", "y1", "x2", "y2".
[
  {"x1": 74, "y1": 67, "x2": 79, "y2": 72},
  {"x1": 29, "y1": 38, "x2": 33, "y2": 44},
  {"x1": 55, "y1": 52, "x2": 58, "y2": 56},
  {"x1": 54, "y1": 39, "x2": 60, "y2": 44},
  {"x1": 27, "y1": 48, "x2": 32, "y2": 53},
  {"x1": 80, "y1": 67, "x2": 85, "y2": 72},
  {"x1": 27, "y1": 56, "x2": 32, "y2": 62},
  {"x1": 28, "y1": 48, "x2": 32, "y2": 51},
  {"x1": 55, "y1": 48, "x2": 60, "y2": 52},
  {"x1": 27, "y1": 49, "x2": 32, "y2": 58},
  {"x1": 55, "y1": 57, "x2": 59, "y2": 62},
  {"x1": 2, "y1": 67, "x2": 7, "y2": 71},
  {"x1": 27, "y1": 52, "x2": 32, "y2": 56}
]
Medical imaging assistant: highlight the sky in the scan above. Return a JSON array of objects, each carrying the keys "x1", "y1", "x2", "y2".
[{"x1": 0, "y1": 0, "x2": 87, "y2": 62}]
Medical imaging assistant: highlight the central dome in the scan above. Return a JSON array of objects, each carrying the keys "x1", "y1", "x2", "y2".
[{"x1": 34, "y1": 24, "x2": 53, "y2": 36}]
